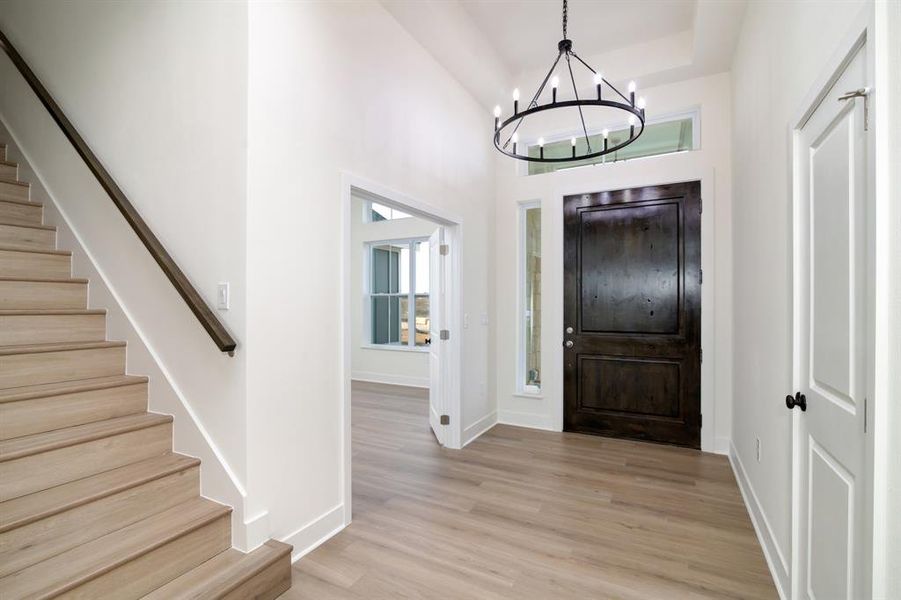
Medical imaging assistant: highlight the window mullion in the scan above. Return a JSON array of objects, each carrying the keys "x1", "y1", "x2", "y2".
[{"x1": 408, "y1": 241, "x2": 416, "y2": 347}]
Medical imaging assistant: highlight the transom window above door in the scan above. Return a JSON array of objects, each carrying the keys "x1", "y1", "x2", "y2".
[
  {"x1": 363, "y1": 200, "x2": 412, "y2": 222},
  {"x1": 366, "y1": 239, "x2": 430, "y2": 349}
]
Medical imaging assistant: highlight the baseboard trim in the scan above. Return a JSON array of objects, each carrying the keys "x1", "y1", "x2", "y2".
[
  {"x1": 351, "y1": 371, "x2": 428, "y2": 389},
  {"x1": 280, "y1": 504, "x2": 346, "y2": 563},
  {"x1": 497, "y1": 409, "x2": 556, "y2": 431},
  {"x1": 728, "y1": 442, "x2": 789, "y2": 599},
  {"x1": 462, "y1": 410, "x2": 497, "y2": 447}
]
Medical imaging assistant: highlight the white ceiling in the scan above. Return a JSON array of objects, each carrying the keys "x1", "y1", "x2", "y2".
[
  {"x1": 381, "y1": 0, "x2": 748, "y2": 110},
  {"x1": 459, "y1": 0, "x2": 697, "y2": 76}
]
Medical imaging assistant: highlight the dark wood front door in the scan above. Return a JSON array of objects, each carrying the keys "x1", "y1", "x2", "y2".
[{"x1": 563, "y1": 181, "x2": 701, "y2": 448}]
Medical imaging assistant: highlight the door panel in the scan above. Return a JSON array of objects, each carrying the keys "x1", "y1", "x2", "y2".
[
  {"x1": 564, "y1": 182, "x2": 701, "y2": 448},
  {"x1": 795, "y1": 42, "x2": 868, "y2": 600},
  {"x1": 579, "y1": 202, "x2": 680, "y2": 334}
]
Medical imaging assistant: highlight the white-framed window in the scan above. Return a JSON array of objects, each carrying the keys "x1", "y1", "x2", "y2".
[
  {"x1": 363, "y1": 200, "x2": 412, "y2": 223},
  {"x1": 525, "y1": 108, "x2": 700, "y2": 176},
  {"x1": 518, "y1": 202, "x2": 541, "y2": 393},
  {"x1": 365, "y1": 238, "x2": 430, "y2": 349}
]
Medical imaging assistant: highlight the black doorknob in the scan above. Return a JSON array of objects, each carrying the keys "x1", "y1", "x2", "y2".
[{"x1": 785, "y1": 391, "x2": 807, "y2": 411}]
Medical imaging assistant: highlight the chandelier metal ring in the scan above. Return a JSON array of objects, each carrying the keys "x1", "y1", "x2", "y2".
[
  {"x1": 492, "y1": 0, "x2": 647, "y2": 164},
  {"x1": 493, "y1": 100, "x2": 645, "y2": 164}
]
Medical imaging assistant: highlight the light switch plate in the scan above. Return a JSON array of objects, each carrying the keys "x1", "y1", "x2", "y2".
[{"x1": 217, "y1": 282, "x2": 230, "y2": 310}]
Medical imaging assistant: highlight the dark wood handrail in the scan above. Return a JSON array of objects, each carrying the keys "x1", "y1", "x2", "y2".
[{"x1": 0, "y1": 29, "x2": 236, "y2": 355}]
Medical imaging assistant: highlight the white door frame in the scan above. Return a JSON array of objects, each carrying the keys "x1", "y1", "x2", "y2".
[
  {"x1": 339, "y1": 172, "x2": 464, "y2": 525},
  {"x1": 789, "y1": 6, "x2": 876, "y2": 599},
  {"x1": 549, "y1": 168, "x2": 719, "y2": 453}
]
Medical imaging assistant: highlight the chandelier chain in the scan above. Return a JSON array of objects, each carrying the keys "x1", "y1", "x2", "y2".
[{"x1": 562, "y1": 0, "x2": 568, "y2": 39}]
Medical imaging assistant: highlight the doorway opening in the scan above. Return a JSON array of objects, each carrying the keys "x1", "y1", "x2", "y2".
[{"x1": 340, "y1": 175, "x2": 463, "y2": 524}]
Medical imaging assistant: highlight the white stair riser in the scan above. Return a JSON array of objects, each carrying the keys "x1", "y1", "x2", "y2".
[
  {"x1": 0, "y1": 313, "x2": 106, "y2": 346},
  {"x1": 0, "y1": 466, "x2": 199, "y2": 577},
  {"x1": 0, "y1": 201, "x2": 41, "y2": 226},
  {"x1": 0, "y1": 382, "x2": 147, "y2": 440},
  {"x1": 0, "y1": 280, "x2": 87, "y2": 310},
  {"x1": 0, "y1": 346, "x2": 125, "y2": 389},
  {"x1": 0, "y1": 249, "x2": 70, "y2": 279},
  {"x1": 58, "y1": 514, "x2": 231, "y2": 599},
  {"x1": 0, "y1": 422, "x2": 172, "y2": 501},
  {"x1": 0, "y1": 181, "x2": 28, "y2": 202},
  {"x1": 0, "y1": 223, "x2": 56, "y2": 251}
]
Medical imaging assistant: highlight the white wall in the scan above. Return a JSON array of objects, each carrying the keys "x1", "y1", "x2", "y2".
[
  {"x1": 729, "y1": 1, "x2": 868, "y2": 596},
  {"x1": 245, "y1": 0, "x2": 496, "y2": 558},
  {"x1": 494, "y1": 72, "x2": 733, "y2": 454},
  {"x1": 0, "y1": 1, "x2": 253, "y2": 545},
  {"x1": 350, "y1": 194, "x2": 435, "y2": 388}
]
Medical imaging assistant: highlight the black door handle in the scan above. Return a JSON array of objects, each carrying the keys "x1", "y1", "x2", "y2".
[{"x1": 785, "y1": 391, "x2": 807, "y2": 411}]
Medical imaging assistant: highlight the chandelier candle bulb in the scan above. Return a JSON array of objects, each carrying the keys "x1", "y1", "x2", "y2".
[
  {"x1": 571, "y1": 136, "x2": 577, "y2": 158},
  {"x1": 538, "y1": 137, "x2": 545, "y2": 159},
  {"x1": 603, "y1": 128, "x2": 609, "y2": 151},
  {"x1": 628, "y1": 80, "x2": 637, "y2": 105},
  {"x1": 628, "y1": 114, "x2": 636, "y2": 137},
  {"x1": 551, "y1": 76, "x2": 559, "y2": 103},
  {"x1": 494, "y1": 105, "x2": 501, "y2": 129},
  {"x1": 637, "y1": 96, "x2": 646, "y2": 119},
  {"x1": 511, "y1": 132, "x2": 518, "y2": 154},
  {"x1": 513, "y1": 88, "x2": 520, "y2": 114},
  {"x1": 594, "y1": 72, "x2": 603, "y2": 99}
]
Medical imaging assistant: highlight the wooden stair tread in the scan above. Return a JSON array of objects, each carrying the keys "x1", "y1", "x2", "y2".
[
  {"x1": 0, "y1": 497, "x2": 231, "y2": 599},
  {"x1": 0, "y1": 452, "x2": 199, "y2": 533},
  {"x1": 0, "y1": 308, "x2": 106, "y2": 316},
  {"x1": 0, "y1": 340, "x2": 125, "y2": 356},
  {"x1": 0, "y1": 197, "x2": 40, "y2": 208},
  {"x1": 0, "y1": 374, "x2": 145, "y2": 403},
  {"x1": 0, "y1": 220, "x2": 54, "y2": 231},
  {"x1": 0, "y1": 245, "x2": 70, "y2": 256},
  {"x1": 0, "y1": 412, "x2": 171, "y2": 462},
  {"x1": 141, "y1": 540, "x2": 292, "y2": 599},
  {"x1": 0, "y1": 176, "x2": 28, "y2": 187},
  {"x1": 0, "y1": 275, "x2": 87, "y2": 283}
]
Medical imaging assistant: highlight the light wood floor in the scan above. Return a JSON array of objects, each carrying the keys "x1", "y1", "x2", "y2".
[{"x1": 282, "y1": 382, "x2": 776, "y2": 599}]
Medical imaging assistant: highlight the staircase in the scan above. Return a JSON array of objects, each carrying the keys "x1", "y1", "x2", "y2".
[{"x1": 0, "y1": 143, "x2": 292, "y2": 599}]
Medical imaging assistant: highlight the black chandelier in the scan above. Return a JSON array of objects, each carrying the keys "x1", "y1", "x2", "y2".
[{"x1": 493, "y1": 0, "x2": 646, "y2": 163}]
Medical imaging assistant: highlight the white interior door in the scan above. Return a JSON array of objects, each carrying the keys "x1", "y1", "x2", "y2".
[
  {"x1": 428, "y1": 227, "x2": 446, "y2": 445},
  {"x1": 795, "y1": 43, "x2": 870, "y2": 600}
]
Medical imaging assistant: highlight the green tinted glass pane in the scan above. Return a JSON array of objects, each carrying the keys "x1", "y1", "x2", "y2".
[{"x1": 527, "y1": 117, "x2": 694, "y2": 175}]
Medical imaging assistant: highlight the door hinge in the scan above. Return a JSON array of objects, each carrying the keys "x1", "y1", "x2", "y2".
[
  {"x1": 440, "y1": 244, "x2": 449, "y2": 256},
  {"x1": 440, "y1": 414, "x2": 450, "y2": 425},
  {"x1": 440, "y1": 329, "x2": 450, "y2": 340},
  {"x1": 699, "y1": 269, "x2": 703, "y2": 285},
  {"x1": 700, "y1": 348, "x2": 703, "y2": 363}
]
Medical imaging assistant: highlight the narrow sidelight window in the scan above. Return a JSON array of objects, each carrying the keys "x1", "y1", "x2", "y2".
[{"x1": 519, "y1": 203, "x2": 541, "y2": 392}]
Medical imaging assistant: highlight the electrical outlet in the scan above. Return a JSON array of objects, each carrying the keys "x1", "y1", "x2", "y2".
[
  {"x1": 756, "y1": 437, "x2": 761, "y2": 462},
  {"x1": 217, "y1": 282, "x2": 230, "y2": 310}
]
